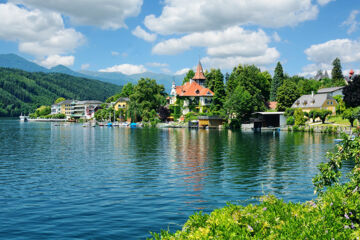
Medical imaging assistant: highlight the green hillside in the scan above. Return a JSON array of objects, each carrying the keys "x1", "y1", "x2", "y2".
[{"x1": 0, "y1": 68, "x2": 122, "y2": 117}]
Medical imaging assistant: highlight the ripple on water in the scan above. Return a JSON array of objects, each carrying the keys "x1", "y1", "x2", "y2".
[{"x1": 0, "y1": 120, "x2": 341, "y2": 239}]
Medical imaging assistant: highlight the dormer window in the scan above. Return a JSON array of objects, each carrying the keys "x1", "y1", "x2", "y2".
[
  {"x1": 311, "y1": 99, "x2": 315, "y2": 104},
  {"x1": 195, "y1": 90, "x2": 200, "y2": 94},
  {"x1": 303, "y1": 100, "x2": 308, "y2": 106},
  {"x1": 296, "y1": 100, "x2": 300, "y2": 106}
]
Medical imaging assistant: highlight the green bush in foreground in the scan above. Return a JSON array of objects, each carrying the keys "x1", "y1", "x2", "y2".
[{"x1": 150, "y1": 131, "x2": 360, "y2": 239}]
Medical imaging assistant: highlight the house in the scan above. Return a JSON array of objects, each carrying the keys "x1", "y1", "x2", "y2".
[
  {"x1": 169, "y1": 61, "x2": 214, "y2": 115},
  {"x1": 291, "y1": 93, "x2": 338, "y2": 115},
  {"x1": 51, "y1": 100, "x2": 102, "y2": 119},
  {"x1": 113, "y1": 97, "x2": 130, "y2": 111},
  {"x1": 317, "y1": 86, "x2": 344, "y2": 97}
]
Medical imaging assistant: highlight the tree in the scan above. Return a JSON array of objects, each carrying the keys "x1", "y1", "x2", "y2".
[
  {"x1": 333, "y1": 95, "x2": 346, "y2": 115},
  {"x1": 331, "y1": 58, "x2": 344, "y2": 82},
  {"x1": 276, "y1": 79, "x2": 301, "y2": 111},
  {"x1": 342, "y1": 108, "x2": 358, "y2": 127},
  {"x1": 294, "y1": 108, "x2": 306, "y2": 126},
  {"x1": 270, "y1": 62, "x2": 284, "y2": 101},
  {"x1": 182, "y1": 70, "x2": 195, "y2": 84},
  {"x1": 317, "y1": 109, "x2": 332, "y2": 124},
  {"x1": 224, "y1": 85, "x2": 256, "y2": 123},
  {"x1": 128, "y1": 78, "x2": 166, "y2": 122},
  {"x1": 55, "y1": 97, "x2": 65, "y2": 104},
  {"x1": 120, "y1": 82, "x2": 134, "y2": 97},
  {"x1": 208, "y1": 69, "x2": 225, "y2": 113},
  {"x1": 226, "y1": 65, "x2": 270, "y2": 112},
  {"x1": 158, "y1": 106, "x2": 170, "y2": 122},
  {"x1": 343, "y1": 75, "x2": 360, "y2": 108}
]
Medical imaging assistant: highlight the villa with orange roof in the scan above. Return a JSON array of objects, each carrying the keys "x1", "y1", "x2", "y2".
[{"x1": 169, "y1": 61, "x2": 214, "y2": 115}]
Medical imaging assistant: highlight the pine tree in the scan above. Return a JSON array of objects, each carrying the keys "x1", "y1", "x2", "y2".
[
  {"x1": 210, "y1": 69, "x2": 225, "y2": 112},
  {"x1": 270, "y1": 62, "x2": 284, "y2": 101},
  {"x1": 331, "y1": 58, "x2": 343, "y2": 81}
]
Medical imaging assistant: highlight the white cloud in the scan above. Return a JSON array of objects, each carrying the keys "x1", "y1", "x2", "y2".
[
  {"x1": 202, "y1": 48, "x2": 280, "y2": 69},
  {"x1": 38, "y1": 55, "x2": 74, "y2": 68},
  {"x1": 81, "y1": 63, "x2": 90, "y2": 70},
  {"x1": 0, "y1": 3, "x2": 84, "y2": 57},
  {"x1": 273, "y1": 32, "x2": 281, "y2": 42},
  {"x1": 153, "y1": 26, "x2": 279, "y2": 69},
  {"x1": 146, "y1": 62, "x2": 169, "y2": 67},
  {"x1": 342, "y1": 10, "x2": 359, "y2": 34},
  {"x1": 174, "y1": 68, "x2": 190, "y2": 75},
  {"x1": 317, "y1": 0, "x2": 335, "y2": 6},
  {"x1": 99, "y1": 64, "x2": 147, "y2": 75},
  {"x1": 10, "y1": 0, "x2": 143, "y2": 30},
  {"x1": 145, "y1": 0, "x2": 319, "y2": 35},
  {"x1": 305, "y1": 39, "x2": 360, "y2": 64},
  {"x1": 111, "y1": 51, "x2": 120, "y2": 56},
  {"x1": 161, "y1": 68, "x2": 171, "y2": 74},
  {"x1": 299, "y1": 63, "x2": 331, "y2": 77},
  {"x1": 132, "y1": 26, "x2": 157, "y2": 42}
]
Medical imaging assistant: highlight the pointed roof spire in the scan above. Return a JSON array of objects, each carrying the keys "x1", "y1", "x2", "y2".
[{"x1": 193, "y1": 61, "x2": 206, "y2": 80}]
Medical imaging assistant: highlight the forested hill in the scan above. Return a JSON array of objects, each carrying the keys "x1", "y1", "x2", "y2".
[{"x1": 0, "y1": 68, "x2": 122, "y2": 117}]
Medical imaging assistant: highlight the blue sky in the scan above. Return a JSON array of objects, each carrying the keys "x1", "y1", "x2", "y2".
[{"x1": 0, "y1": 0, "x2": 359, "y2": 77}]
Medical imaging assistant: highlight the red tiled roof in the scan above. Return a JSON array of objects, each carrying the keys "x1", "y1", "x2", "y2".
[
  {"x1": 175, "y1": 81, "x2": 214, "y2": 97},
  {"x1": 193, "y1": 61, "x2": 206, "y2": 80},
  {"x1": 268, "y1": 101, "x2": 278, "y2": 110}
]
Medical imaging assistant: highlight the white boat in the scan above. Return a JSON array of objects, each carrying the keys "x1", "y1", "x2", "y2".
[{"x1": 19, "y1": 113, "x2": 28, "y2": 122}]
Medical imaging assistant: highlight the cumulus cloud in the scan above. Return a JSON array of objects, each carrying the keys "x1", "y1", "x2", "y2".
[
  {"x1": 342, "y1": 10, "x2": 359, "y2": 34},
  {"x1": 145, "y1": 0, "x2": 319, "y2": 35},
  {"x1": 174, "y1": 68, "x2": 191, "y2": 75},
  {"x1": 317, "y1": 0, "x2": 335, "y2": 6},
  {"x1": 299, "y1": 63, "x2": 332, "y2": 77},
  {"x1": 99, "y1": 64, "x2": 147, "y2": 75},
  {"x1": 132, "y1": 26, "x2": 157, "y2": 42},
  {"x1": 202, "y1": 48, "x2": 280, "y2": 69},
  {"x1": 153, "y1": 26, "x2": 279, "y2": 69},
  {"x1": 10, "y1": 0, "x2": 143, "y2": 30},
  {"x1": 38, "y1": 55, "x2": 75, "y2": 68},
  {"x1": 0, "y1": 3, "x2": 84, "y2": 57},
  {"x1": 305, "y1": 39, "x2": 360, "y2": 64}
]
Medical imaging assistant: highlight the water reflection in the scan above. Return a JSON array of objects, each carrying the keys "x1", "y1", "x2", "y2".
[{"x1": 0, "y1": 120, "x2": 342, "y2": 239}]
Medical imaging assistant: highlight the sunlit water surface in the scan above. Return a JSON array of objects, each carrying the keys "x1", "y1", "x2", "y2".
[{"x1": 0, "y1": 119, "x2": 346, "y2": 239}]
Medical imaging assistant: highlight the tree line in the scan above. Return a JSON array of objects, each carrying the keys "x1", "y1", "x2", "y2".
[{"x1": 0, "y1": 68, "x2": 122, "y2": 117}]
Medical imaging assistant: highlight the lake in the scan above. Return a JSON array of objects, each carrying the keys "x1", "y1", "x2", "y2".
[{"x1": 0, "y1": 119, "x2": 342, "y2": 239}]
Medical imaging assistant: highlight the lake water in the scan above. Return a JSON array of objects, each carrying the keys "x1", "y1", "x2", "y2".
[{"x1": 0, "y1": 119, "x2": 342, "y2": 239}]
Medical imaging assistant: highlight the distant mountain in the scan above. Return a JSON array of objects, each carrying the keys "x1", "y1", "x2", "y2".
[
  {"x1": 81, "y1": 71, "x2": 184, "y2": 91},
  {"x1": 0, "y1": 67, "x2": 123, "y2": 117},
  {"x1": 0, "y1": 53, "x2": 185, "y2": 92},
  {"x1": 0, "y1": 53, "x2": 48, "y2": 72}
]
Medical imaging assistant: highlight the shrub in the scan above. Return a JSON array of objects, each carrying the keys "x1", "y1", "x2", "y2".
[
  {"x1": 294, "y1": 108, "x2": 306, "y2": 126},
  {"x1": 286, "y1": 116, "x2": 295, "y2": 126}
]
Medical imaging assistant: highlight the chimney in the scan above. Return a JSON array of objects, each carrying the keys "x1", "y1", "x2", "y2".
[{"x1": 311, "y1": 91, "x2": 314, "y2": 98}]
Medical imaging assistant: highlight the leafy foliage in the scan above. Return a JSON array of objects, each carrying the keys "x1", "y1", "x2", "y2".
[
  {"x1": 0, "y1": 67, "x2": 122, "y2": 117},
  {"x1": 182, "y1": 70, "x2": 195, "y2": 84},
  {"x1": 317, "y1": 109, "x2": 332, "y2": 124},
  {"x1": 294, "y1": 108, "x2": 306, "y2": 126},
  {"x1": 342, "y1": 108, "x2": 360, "y2": 127},
  {"x1": 225, "y1": 85, "x2": 256, "y2": 123},
  {"x1": 128, "y1": 78, "x2": 166, "y2": 122},
  {"x1": 276, "y1": 79, "x2": 301, "y2": 111}
]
